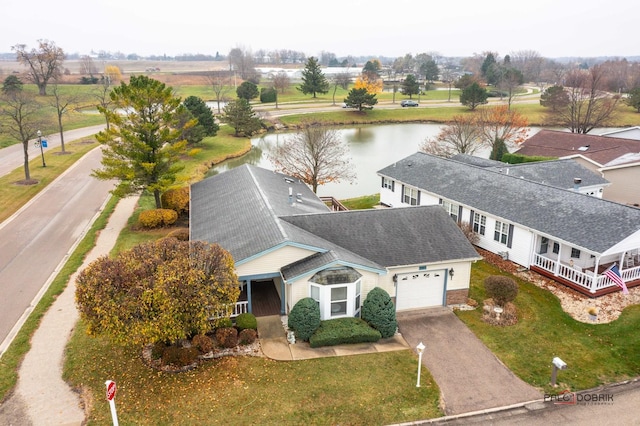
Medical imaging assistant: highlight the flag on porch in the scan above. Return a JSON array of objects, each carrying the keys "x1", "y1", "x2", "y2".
[{"x1": 604, "y1": 264, "x2": 629, "y2": 295}]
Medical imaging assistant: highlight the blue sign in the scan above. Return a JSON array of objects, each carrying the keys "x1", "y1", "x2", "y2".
[{"x1": 41, "y1": 140, "x2": 47, "y2": 148}]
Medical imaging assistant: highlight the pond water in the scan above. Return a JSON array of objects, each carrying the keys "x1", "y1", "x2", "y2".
[{"x1": 207, "y1": 123, "x2": 543, "y2": 199}]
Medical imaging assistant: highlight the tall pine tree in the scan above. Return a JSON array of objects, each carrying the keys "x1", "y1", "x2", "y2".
[{"x1": 298, "y1": 57, "x2": 329, "y2": 98}]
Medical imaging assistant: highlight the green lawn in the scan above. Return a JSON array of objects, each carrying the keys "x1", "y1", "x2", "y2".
[
  {"x1": 457, "y1": 260, "x2": 640, "y2": 393},
  {"x1": 64, "y1": 329, "x2": 441, "y2": 425}
]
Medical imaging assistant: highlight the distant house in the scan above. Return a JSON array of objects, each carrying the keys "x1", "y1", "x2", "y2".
[
  {"x1": 189, "y1": 164, "x2": 480, "y2": 319},
  {"x1": 515, "y1": 129, "x2": 640, "y2": 206},
  {"x1": 601, "y1": 126, "x2": 640, "y2": 140},
  {"x1": 377, "y1": 152, "x2": 640, "y2": 297}
]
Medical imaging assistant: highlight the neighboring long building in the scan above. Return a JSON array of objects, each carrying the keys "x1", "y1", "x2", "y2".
[
  {"x1": 377, "y1": 152, "x2": 640, "y2": 297},
  {"x1": 515, "y1": 129, "x2": 640, "y2": 206}
]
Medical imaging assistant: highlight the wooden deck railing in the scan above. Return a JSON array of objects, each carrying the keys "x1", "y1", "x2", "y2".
[{"x1": 320, "y1": 196, "x2": 349, "y2": 211}]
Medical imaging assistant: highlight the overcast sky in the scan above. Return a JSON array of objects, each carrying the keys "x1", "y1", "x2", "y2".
[{"x1": 3, "y1": 0, "x2": 637, "y2": 59}]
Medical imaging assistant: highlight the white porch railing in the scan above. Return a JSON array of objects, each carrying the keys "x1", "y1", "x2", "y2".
[
  {"x1": 532, "y1": 253, "x2": 640, "y2": 293},
  {"x1": 210, "y1": 301, "x2": 249, "y2": 319}
]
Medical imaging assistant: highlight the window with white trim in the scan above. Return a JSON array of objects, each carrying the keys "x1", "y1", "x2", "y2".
[
  {"x1": 442, "y1": 201, "x2": 459, "y2": 222},
  {"x1": 473, "y1": 212, "x2": 486, "y2": 235},
  {"x1": 571, "y1": 248, "x2": 581, "y2": 258},
  {"x1": 403, "y1": 186, "x2": 418, "y2": 205},
  {"x1": 539, "y1": 237, "x2": 549, "y2": 254},
  {"x1": 494, "y1": 221, "x2": 509, "y2": 245},
  {"x1": 309, "y1": 267, "x2": 363, "y2": 320}
]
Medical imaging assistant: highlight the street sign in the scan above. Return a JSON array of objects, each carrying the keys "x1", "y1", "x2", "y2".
[
  {"x1": 106, "y1": 380, "x2": 117, "y2": 401},
  {"x1": 41, "y1": 140, "x2": 48, "y2": 148}
]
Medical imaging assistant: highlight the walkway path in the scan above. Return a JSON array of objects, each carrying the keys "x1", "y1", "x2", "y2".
[{"x1": 0, "y1": 196, "x2": 139, "y2": 426}]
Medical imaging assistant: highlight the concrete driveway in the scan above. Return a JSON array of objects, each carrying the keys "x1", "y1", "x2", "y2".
[{"x1": 397, "y1": 307, "x2": 542, "y2": 416}]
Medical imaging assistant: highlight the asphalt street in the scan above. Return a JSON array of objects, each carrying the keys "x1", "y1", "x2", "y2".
[{"x1": 0, "y1": 126, "x2": 113, "y2": 355}]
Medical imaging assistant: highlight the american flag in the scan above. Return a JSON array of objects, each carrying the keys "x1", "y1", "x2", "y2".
[{"x1": 604, "y1": 264, "x2": 629, "y2": 295}]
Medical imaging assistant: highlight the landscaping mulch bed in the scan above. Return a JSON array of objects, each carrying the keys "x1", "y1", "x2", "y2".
[{"x1": 477, "y1": 248, "x2": 640, "y2": 324}]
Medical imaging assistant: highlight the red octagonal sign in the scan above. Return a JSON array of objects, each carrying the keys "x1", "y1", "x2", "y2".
[{"x1": 106, "y1": 380, "x2": 117, "y2": 401}]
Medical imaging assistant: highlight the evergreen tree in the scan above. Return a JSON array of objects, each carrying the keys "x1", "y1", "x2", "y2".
[
  {"x1": 94, "y1": 75, "x2": 191, "y2": 208},
  {"x1": 221, "y1": 99, "x2": 262, "y2": 136},
  {"x1": 401, "y1": 74, "x2": 420, "y2": 98},
  {"x1": 298, "y1": 57, "x2": 329, "y2": 98},
  {"x1": 344, "y1": 88, "x2": 378, "y2": 112},
  {"x1": 183, "y1": 96, "x2": 218, "y2": 136},
  {"x1": 460, "y1": 82, "x2": 488, "y2": 110},
  {"x1": 236, "y1": 81, "x2": 259, "y2": 101}
]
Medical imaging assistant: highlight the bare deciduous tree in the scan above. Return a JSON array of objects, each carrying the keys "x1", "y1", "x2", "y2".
[
  {"x1": 0, "y1": 90, "x2": 47, "y2": 182},
  {"x1": 80, "y1": 55, "x2": 98, "y2": 76},
  {"x1": 12, "y1": 40, "x2": 65, "y2": 96},
  {"x1": 556, "y1": 65, "x2": 620, "y2": 134},
  {"x1": 49, "y1": 82, "x2": 79, "y2": 153},
  {"x1": 207, "y1": 70, "x2": 232, "y2": 114},
  {"x1": 268, "y1": 123, "x2": 356, "y2": 193},
  {"x1": 419, "y1": 114, "x2": 482, "y2": 158},
  {"x1": 272, "y1": 71, "x2": 290, "y2": 95}
]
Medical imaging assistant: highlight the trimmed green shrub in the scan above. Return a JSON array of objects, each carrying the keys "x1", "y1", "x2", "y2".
[
  {"x1": 238, "y1": 328, "x2": 258, "y2": 345},
  {"x1": 191, "y1": 334, "x2": 214, "y2": 354},
  {"x1": 260, "y1": 87, "x2": 277, "y2": 103},
  {"x1": 484, "y1": 275, "x2": 518, "y2": 306},
  {"x1": 235, "y1": 313, "x2": 257, "y2": 331},
  {"x1": 501, "y1": 153, "x2": 556, "y2": 164},
  {"x1": 138, "y1": 208, "x2": 178, "y2": 228},
  {"x1": 214, "y1": 317, "x2": 233, "y2": 329},
  {"x1": 288, "y1": 297, "x2": 321, "y2": 342},
  {"x1": 215, "y1": 327, "x2": 238, "y2": 348},
  {"x1": 361, "y1": 287, "x2": 397, "y2": 338},
  {"x1": 161, "y1": 187, "x2": 190, "y2": 216},
  {"x1": 309, "y1": 318, "x2": 381, "y2": 348}
]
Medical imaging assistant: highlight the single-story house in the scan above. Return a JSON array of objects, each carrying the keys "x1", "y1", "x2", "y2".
[
  {"x1": 601, "y1": 126, "x2": 640, "y2": 140},
  {"x1": 377, "y1": 151, "x2": 640, "y2": 297},
  {"x1": 190, "y1": 164, "x2": 481, "y2": 319},
  {"x1": 514, "y1": 129, "x2": 640, "y2": 206}
]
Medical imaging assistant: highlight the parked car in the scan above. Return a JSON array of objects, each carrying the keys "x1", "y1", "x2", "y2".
[{"x1": 401, "y1": 100, "x2": 419, "y2": 107}]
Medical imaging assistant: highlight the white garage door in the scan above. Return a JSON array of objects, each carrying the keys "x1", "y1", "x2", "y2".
[{"x1": 396, "y1": 271, "x2": 445, "y2": 310}]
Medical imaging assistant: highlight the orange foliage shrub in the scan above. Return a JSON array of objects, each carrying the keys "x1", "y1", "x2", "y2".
[
  {"x1": 161, "y1": 187, "x2": 190, "y2": 216},
  {"x1": 138, "y1": 209, "x2": 178, "y2": 228}
]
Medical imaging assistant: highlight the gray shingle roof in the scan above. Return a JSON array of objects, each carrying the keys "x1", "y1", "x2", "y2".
[
  {"x1": 190, "y1": 165, "x2": 330, "y2": 261},
  {"x1": 281, "y1": 205, "x2": 480, "y2": 267},
  {"x1": 377, "y1": 152, "x2": 640, "y2": 254}
]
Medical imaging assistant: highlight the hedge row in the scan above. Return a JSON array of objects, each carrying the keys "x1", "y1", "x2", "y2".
[
  {"x1": 138, "y1": 209, "x2": 178, "y2": 228},
  {"x1": 309, "y1": 317, "x2": 381, "y2": 348}
]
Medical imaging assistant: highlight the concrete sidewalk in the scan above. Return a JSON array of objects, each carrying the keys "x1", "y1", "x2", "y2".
[
  {"x1": 257, "y1": 315, "x2": 410, "y2": 361},
  {"x1": 0, "y1": 196, "x2": 138, "y2": 426}
]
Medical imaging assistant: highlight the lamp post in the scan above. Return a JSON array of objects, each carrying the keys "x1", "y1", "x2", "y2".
[
  {"x1": 416, "y1": 341, "x2": 425, "y2": 387},
  {"x1": 36, "y1": 130, "x2": 46, "y2": 167}
]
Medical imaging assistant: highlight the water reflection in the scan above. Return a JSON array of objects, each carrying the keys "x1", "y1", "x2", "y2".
[{"x1": 206, "y1": 123, "x2": 544, "y2": 199}]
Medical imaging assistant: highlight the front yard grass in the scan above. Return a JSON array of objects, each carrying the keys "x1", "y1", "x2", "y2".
[
  {"x1": 457, "y1": 260, "x2": 640, "y2": 393},
  {"x1": 65, "y1": 328, "x2": 441, "y2": 425}
]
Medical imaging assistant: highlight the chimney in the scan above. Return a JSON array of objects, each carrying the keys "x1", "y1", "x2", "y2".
[{"x1": 573, "y1": 178, "x2": 582, "y2": 192}]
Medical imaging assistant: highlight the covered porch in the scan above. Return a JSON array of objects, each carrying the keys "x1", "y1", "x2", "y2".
[{"x1": 530, "y1": 234, "x2": 640, "y2": 296}]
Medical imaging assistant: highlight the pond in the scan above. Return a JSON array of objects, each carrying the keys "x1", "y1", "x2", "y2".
[{"x1": 207, "y1": 123, "x2": 543, "y2": 199}]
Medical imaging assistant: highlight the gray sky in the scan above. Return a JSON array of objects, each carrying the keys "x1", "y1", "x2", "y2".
[{"x1": 3, "y1": 0, "x2": 638, "y2": 59}]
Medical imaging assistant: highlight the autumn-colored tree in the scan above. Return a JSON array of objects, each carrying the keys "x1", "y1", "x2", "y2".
[
  {"x1": 104, "y1": 65, "x2": 122, "y2": 83},
  {"x1": 419, "y1": 114, "x2": 482, "y2": 157},
  {"x1": 268, "y1": 122, "x2": 356, "y2": 193},
  {"x1": 75, "y1": 238, "x2": 240, "y2": 347},
  {"x1": 476, "y1": 105, "x2": 529, "y2": 160},
  {"x1": 12, "y1": 40, "x2": 65, "y2": 96},
  {"x1": 93, "y1": 75, "x2": 191, "y2": 208},
  {"x1": 354, "y1": 73, "x2": 383, "y2": 94}
]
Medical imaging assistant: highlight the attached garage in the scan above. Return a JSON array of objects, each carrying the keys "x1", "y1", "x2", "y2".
[{"x1": 395, "y1": 271, "x2": 446, "y2": 310}]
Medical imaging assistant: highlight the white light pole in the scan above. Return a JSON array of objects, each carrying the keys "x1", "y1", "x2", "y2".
[{"x1": 416, "y1": 341, "x2": 425, "y2": 387}]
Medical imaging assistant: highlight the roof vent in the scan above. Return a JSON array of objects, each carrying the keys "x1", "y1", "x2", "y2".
[{"x1": 578, "y1": 145, "x2": 590, "y2": 151}]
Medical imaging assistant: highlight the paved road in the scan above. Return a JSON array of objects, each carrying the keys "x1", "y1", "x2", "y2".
[
  {"x1": 0, "y1": 124, "x2": 106, "y2": 177},
  {"x1": 0, "y1": 126, "x2": 113, "y2": 355}
]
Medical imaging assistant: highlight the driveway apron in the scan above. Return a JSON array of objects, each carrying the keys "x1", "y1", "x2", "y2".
[{"x1": 397, "y1": 308, "x2": 542, "y2": 416}]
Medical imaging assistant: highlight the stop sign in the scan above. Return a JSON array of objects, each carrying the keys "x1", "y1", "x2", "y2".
[{"x1": 106, "y1": 380, "x2": 117, "y2": 401}]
